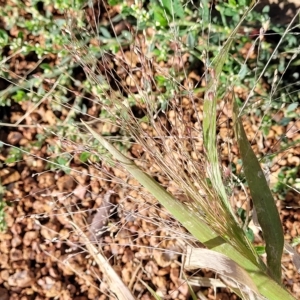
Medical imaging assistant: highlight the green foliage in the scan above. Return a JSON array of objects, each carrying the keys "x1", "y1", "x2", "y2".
[
  {"x1": 0, "y1": 0, "x2": 86, "y2": 108},
  {"x1": 255, "y1": 245, "x2": 266, "y2": 255},
  {"x1": 233, "y1": 98, "x2": 284, "y2": 283},
  {"x1": 12, "y1": 90, "x2": 28, "y2": 103},
  {"x1": 5, "y1": 147, "x2": 23, "y2": 164},
  {"x1": 79, "y1": 152, "x2": 91, "y2": 163},
  {"x1": 237, "y1": 207, "x2": 255, "y2": 242},
  {"x1": 0, "y1": 29, "x2": 9, "y2": 46},
  {"x1": 273, "y1": 166, "x2": 300, "y2": 198},
  {"x1": 292, "y1": 236, "x2": 300, "y2": 247}
]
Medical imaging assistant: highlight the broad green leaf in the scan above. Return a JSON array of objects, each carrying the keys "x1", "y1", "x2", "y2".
[
  {"x1": 79, "y1": 152, "x2": 90, "y2": 162},
  {"x1": 0, "y1": 29, "x2": 9, "y2": 45},
  {"x1": 12, "y1": 90, "x2": 28, "y2": 103},
  {"x1": 228, "y1": 0, "x2": 237, "y2": 6},
  {"x1": 160, "y1": 0, "x2": 184, "y2": 18},
  {"x1": 286, "y1": 102, "x2": 298, "y2": 113},
  {"x1": 99, "y1": 26, "x2": 112, "y2": 39},
  {"x1": 57, "y1": 157, "x2": 69, "y2": 167},
  {"x1": 233, "y1": 98, "x2": 284, "y2": 283},
  {"x1": 152, "y1": 5, "x2": 168, "y2": 27}
]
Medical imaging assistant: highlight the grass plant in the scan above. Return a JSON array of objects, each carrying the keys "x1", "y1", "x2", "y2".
[{"x1": 1, "y1": 0, "x2": 300, "y2": 299}]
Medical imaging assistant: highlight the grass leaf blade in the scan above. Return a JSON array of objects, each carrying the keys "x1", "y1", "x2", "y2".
[
  {"x1": 232, "y1": 98, "x2": 284, "y2": 283},
  {"x1": 202, "y1": 3, "x2": 256, "y2": 213},
  {"x1": 82, "y1": 120, "x2": 294, "y2": 299}
]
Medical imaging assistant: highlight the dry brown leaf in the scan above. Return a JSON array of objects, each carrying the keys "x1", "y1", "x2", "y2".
[
  {"x1": 73, "y1": 184, "x2": 87, "y2": 200},
  {"x1": 89, "y1": 190, "x2": 114, "y2": 241},
  {"x1": 184, "y1": 246, "x2": 262, "y2": 299},
  {"x1": 186, "y1": 276, "x2": 227, "y2": 288},
  {"x1": 285, "y1": 242, "x2": 300, "y2": 273},
  {"x1": 70, "y1": 221, "x2": 135, "y2": 300}
]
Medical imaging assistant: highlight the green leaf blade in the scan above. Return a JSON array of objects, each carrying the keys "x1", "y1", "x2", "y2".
[
  {"x1": 202, "y1": 4, "x2": 256, "y2": 214},
  {"x1": 233, "y1": 99, "x2": 284, "y2": 283},
  {"x1": 82, "y1": 120, "x2": 294, "y2": 299}
]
